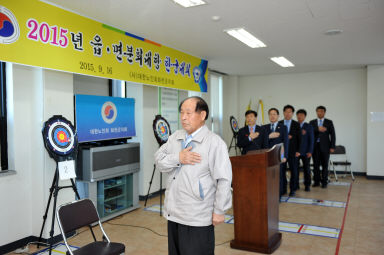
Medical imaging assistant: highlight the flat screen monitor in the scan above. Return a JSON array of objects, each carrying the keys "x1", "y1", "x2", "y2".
[{"x1": 75, "y1": 94, "x2": 136, "y2": 143}]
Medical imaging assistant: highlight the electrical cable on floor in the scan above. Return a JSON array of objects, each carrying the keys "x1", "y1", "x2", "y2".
[
  {"x1": 27, "y1": 241, "x2": 50, "y2": 247},
  {"x1": 67, "y1": 228, "x2": 89, "y2": 240},
  {"x1": 11, "y1": 228, "x2": 90, "y2": 255},
  {"x1": 13, "y1": 241, "x2": 49, "y2": 254},
  {"x1": 215, "y1": 240, "x2": 231, "y2": 246},
  {"x1": 12, "y1": 248, "x2": 31, "y2": 255},
  {"x1": 109, "y1": 214, "x2": 124, "y2": 220},
  {"x1": 105, "y1": 222, "x2": 168, "y2": 237},
  {"x1": 105, "y1": 221, "x2": 231, "y2": 247},
  {"x1": 13, "y1": 222, "x2": 229, "y2": 253}
]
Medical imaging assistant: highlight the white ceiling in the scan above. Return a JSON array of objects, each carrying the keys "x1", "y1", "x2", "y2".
[{"x1": 45, "y1": 0, "x2": 384, "y2": 76}]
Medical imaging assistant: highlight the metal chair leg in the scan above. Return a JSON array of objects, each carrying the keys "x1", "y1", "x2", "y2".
[
  {"x1": 349, "y1": 165, "x2": 355, "y2": 180},
  {"x1": 342, "y1": 161, "x2": 348, "y2": 178},
  {"x1": 329, "y1": 160, "x2": 338, "y2": 182},
  {"x1": 333, "y1": 163, "x2": 338, "y2": 182}
]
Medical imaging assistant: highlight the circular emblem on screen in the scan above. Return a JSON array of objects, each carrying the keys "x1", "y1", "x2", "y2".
[
  {"x1": 42, "y1": 116, "x2": 78, "y2": 160},
  {"x1": 101, "y1": 101, "x2": 117, "y2": 124},
  {"x1": 153, "y1": 115, "x2": 171, "y2": 146},
  {"x1": 230, "y1": 116, "x2": 239, "y2": 134},
  {"x1": 0, "y1": 6, "x2": 20, "y2": 44}
]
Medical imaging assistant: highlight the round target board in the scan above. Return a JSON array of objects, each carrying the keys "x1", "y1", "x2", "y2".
[
  {"x1": 230, "y1": 116, "x2": 239, "y2": 134},
  {"x1": 42, "y1": 115, "x2": 77, "y2": 160},
  {"x1": 153, "y1": 115, "x2": 171, "y2": 146}
]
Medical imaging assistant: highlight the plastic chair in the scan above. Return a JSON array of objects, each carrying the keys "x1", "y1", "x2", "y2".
[
  {"x1": 56, "y1": 199, "x2": 125, "y2": 255},
  {"x1": 329, "y1": 145, "x2": 355, "y2": 181}
]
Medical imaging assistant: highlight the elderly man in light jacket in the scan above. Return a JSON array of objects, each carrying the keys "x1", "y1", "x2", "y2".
[{"x1": 155, "y1": 96, "x2": 232, "y2": 255}]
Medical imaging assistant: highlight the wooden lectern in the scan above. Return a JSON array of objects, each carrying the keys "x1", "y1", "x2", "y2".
[{"x1": 230, "y1": 144, "x2": 282, "y2": 254}]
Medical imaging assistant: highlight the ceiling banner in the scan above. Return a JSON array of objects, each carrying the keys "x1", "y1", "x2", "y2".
[{"x1": 0, "y1": 0, "x2": 208, "y2": 92}]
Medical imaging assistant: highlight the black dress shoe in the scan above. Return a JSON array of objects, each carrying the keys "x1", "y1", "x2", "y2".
[
  {"x1": 313, "y1": 183, "x2": 320, "y2": 187},
  {"x1": 289, "y1": 191, "x2": 296, "y2": 197},
  {"x1": 305, "y1": 186, "x2": 310, "y2": 192},
  {"x1": 321, "y1": 183, "x2": 327, "y2": 188}
]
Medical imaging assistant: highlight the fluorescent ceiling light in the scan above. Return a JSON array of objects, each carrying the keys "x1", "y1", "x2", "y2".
[
  {"x1": 173, "y1": 0, "x2": 206, "y2": 8},
  {"x1": 270, "y1": 56, "x2": 295, "y2": 67},
  {"x1": 224, "y1": 28, "x2": 266, "y2": 48}
]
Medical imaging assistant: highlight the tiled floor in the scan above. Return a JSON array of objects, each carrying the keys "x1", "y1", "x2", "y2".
[{"x1": 8, "y1": 176, "x2": 384, "y2": 255}]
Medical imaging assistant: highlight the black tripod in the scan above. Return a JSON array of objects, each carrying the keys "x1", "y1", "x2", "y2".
[
  {"x1": 144, "y1": 115, "x2": 171, "y2": 216},
  {"x1": 228, "y1": 132, "x2": 240, "y2": 155},
  {"x1": 144, "y1": 164, "x2": 163, "y2": 216},
  {"x1": 37, "y1": 162, "x2": 80, "y2": 255},
  {"x1": 229, "y1": 116, "x2": 240, "y2": 155}
]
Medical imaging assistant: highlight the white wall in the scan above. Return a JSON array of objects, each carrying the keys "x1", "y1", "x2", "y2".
[
  {"x1": 222, "y1": 75, "x2": 239, "y2": 156},
  {"x1": 0, "y1": 64, "x2": 42, "y2": 244},
  {"x1": 126, "y1": 83, "x2": 164, "y2": 196},
  {"x1": 126, "y1": 82, "x2": 145, "y2": 195},
  {"x1": 0, "y1": 64, "x2": 75, "y2": 246},
  {"x1": 41, "y1": 69, "x2": 75, "y2": 237},
  {"x1": 141, "y1": 86, "x2": 162, "y2": 195},
  {"x1": 367, "y1": 65, "x2": 384, "y2": 177},
  {"x1": 73, "y1": 74, "x2": 109, "y2": 96},
  {"x1": 0, "y1": 66, "x2": 115, "y2": 247},
  {"x1": 177, "y1": 90, "x2": 188, "y2": 136},
  {"x1": 229, "y1": 69, "x2": 367, "y2": 172}
]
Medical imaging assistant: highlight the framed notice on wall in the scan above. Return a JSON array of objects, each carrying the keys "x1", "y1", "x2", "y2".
[{"x1": 160, "y1": 88, "x2": 179, "y2": 134}]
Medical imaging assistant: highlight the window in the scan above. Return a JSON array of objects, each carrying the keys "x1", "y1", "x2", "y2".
[
  {"x1": 210, "y1": 74, "x2": 223, "y2": 136},
  {"x1": 0, "y1": 61, "x2": 8, "y2": 170},
  {"x1": 111, "y1": 79, "x2": 126, "y2": 98}
]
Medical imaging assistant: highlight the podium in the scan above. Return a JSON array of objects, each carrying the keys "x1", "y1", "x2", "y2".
[{"x1": 230, "y1": 144, "x2": 282, "y2": 254}]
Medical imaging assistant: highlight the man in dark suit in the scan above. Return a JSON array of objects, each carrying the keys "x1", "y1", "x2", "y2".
[
  {"x1": 296, "y1": 109, "x2": 314, "y2": 191},
  {"x1": 310, "y1": 106, "x2": 336, "y2": 188},
  {"x1": 263, "y1": 108, "x2": 288, "y2": 198},
  {"x1": 279, "y1": 105, "x2": 300, "y2": 196},
  {"x1": 237, "y1": 110, "x2": 267, "y2": 155}
]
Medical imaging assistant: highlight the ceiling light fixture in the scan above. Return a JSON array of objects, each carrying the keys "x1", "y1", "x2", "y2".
[
  {"x1": 173, "y1": 0, "x2": 206, "y2": 8},
  {"x1": 224, "y1": 28, "x2": 266, "y2": 48},
  {"x1": 324, "y1": 29, "x2": 343, "y2": 36},
  {"x1": 270, "y1": 57, "x2": 295, "y2": 67}
]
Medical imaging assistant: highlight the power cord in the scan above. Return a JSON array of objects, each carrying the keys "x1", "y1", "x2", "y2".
[
  {"x1": 12, "y1": 247, "x2": 30, "y2": 254},
  {"x1": 13, "y1": 241, "x2": 50, "y2": 254},
  {"x1": 68, "y1": 228, "x2": 89, "y2": 240},
  {"x1": 215, "y1": 240, "x2": 231, "y2": 246},
  {"x1": 105, "y1": 222, "x2": 168, "y2": 237},
  {"x1": 105, "y1": 221, "x2": 231, "y2": 247},
  {"x1": 11, "y1": 228, "x2": 89, "y2": 255}
]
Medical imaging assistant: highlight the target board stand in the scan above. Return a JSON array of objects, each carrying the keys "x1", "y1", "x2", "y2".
[
  {"x1": 38, "y1": 115, "x2": 80, "y2": 255},
  {"x1": 229, "y1": 116, "x2": 240, "y2": 155},
  {"x1": 144, "y1": 115, "x2": 171, "y2": 216}
]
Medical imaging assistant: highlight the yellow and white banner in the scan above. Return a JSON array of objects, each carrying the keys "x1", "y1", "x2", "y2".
[{"x1": 0, "y1": 0, "x2": 208, "y2": 92}]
